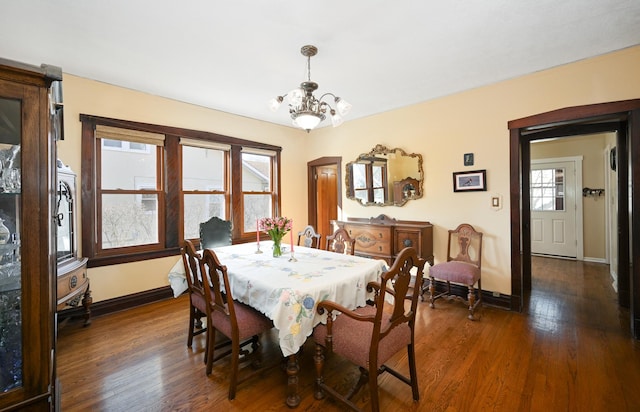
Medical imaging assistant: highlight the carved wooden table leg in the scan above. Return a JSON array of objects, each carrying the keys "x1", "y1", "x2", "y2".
[
  {"x1": 314, "y1": 344, "x2": 325, "y2": 400},
  {"x1": 286, "y1": 354, "x2": 300, "y2": 408},
  {"x1": 82, "y1": 285, "x2": 92, "y2": 327}
]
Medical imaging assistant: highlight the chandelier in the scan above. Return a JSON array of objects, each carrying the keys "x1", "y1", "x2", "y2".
[{"x1": 269, "y1": 45, "x2": 351, "y2": 132}]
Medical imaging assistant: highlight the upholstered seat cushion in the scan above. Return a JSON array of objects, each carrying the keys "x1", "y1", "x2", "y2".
[
  {"x1": 430, "y1": 261, "x2": 480, "y2": 284},
  {"x1": 313, "y1": 305, "x2": 411, "y2": 369},
  {"x1": 190, "y1": 293, "x2": 207, "y2": 313},
  {"x1": 211, "y1": 301, "x2": 273, "y2": 340}
]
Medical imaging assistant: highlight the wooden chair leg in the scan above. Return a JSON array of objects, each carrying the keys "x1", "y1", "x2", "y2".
[
  {"x1": 407, "y1": 343, "x2": 419, "y2": 401},
  {"x1": 429, "y1": 276, "x2": 436, "y2": 308},
  {"x1": 228, "y1": 340, "x2": 240, "y2": 400},
  {"x1": 187, "y1": 307, "x2": 196, "y2": 347},
  {"x1": 314, "y1": 344, "x2": 325, "y2": 400},
  {"x1": 368, "y1": 367, "x2": 380, "y2": 412},
  {"x1": 205, "y1": 329, "x2": 215, "y2": 374},
  {"x1": 467, "y1": 285, "x2": 476, "y2": 320}
]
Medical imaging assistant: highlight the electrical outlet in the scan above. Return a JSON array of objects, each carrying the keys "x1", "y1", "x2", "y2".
[{"x1": 492, "y1": 291, "x2": 500, "y2": 297}]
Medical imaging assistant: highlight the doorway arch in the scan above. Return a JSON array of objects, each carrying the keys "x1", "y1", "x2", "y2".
[{"x1": 508, "y1": 99, "x2": 640, "y2": 339}]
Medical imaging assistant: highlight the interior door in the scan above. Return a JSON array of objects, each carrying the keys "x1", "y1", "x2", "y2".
[
  {"x1": 316, "y1": 165, "x2": 338, "y2": 246},
  {"x1": 531, "y1": 159, "x2": 578, "y2": 258}
]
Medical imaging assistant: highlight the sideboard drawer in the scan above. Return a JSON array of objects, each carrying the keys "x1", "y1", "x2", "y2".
[
  {"x1": 395, "y1": 229, "x2": 421, "y2": 254},
  {"x1": 344, "y1": 224, "x2": 392, "y2": 256}
]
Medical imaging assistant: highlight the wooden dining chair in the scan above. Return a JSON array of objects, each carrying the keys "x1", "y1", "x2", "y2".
[
  {"x1": 199, "y1": 248, "x2": 274, "y2": 400},
  {"x1": 182, "y1": 239, "x2": 208, "y2": 349},
  {"x1": 199, "y1": 216, "x2": 232, "y2": 249},
  {"x1": 326, "y1": 227, "x2": 356, "y2": 255},
  {"x1": 427, "y1": 223, "x2": 483, "y2": 320},
  {"x1": 297, "y1": 225, "x2": 322, "y2": 249},
  {"x1": 313, "y1": 247, "x2": 426, "y2": 412}
]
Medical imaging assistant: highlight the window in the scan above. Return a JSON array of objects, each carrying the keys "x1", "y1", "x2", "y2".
[
  {"x1": 531, "y1": 168, "x2": 564, "y2": 211},
  {"x1": 351, "y1": 159, "x2": 387, "y2": 204},
  {"x1": 241, "y1": 149, "x2": 276, "y2": 234},
  {"x1": 96, "y1": 125, "x2": 165, "y2": 252},
  {"x1": 181, "y1": 139, "x2": 230, "y2": 239},
  {"x1": 81, "y1": 115, "x2": 282, "y2": 266}
]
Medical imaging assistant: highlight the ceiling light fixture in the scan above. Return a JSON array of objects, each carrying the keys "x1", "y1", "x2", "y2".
[{"x1": 269, "y1": 45, "x2": 351, "y2": 132}]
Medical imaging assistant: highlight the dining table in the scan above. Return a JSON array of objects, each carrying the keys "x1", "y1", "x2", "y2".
[{"x1": 168, "y1": 240, "x2": 388, "y2": 408}]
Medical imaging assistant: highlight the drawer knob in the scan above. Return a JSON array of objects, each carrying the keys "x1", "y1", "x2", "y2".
[
  {"x1": 70, "y1": 275, "x2": 78, "y2": 288},
  {"x1": 379, "y1": 233, "x2": 383, "y2": 238},
  {"x1": 379, "y1": 246, "x2": 382, "y2": 251},
  {"x1": 403, "y1": 239, "x2": 413, "y2": 247}
]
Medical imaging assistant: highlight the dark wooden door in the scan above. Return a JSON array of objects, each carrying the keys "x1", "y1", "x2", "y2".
[
  {"x1": 316, "y1": 165, "x2": 338, "y2": 245},
  {"x1": 307, "y1": 157, "x2": 341, "y2": 250}
]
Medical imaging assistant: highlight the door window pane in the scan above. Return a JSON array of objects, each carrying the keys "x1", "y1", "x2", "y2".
[{"x1": 531, "y1": 168, "x2": 565, "y2": 211}]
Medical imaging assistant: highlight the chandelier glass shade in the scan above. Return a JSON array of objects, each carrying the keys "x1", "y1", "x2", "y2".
[{"x1": 269, "y1": 45, "x2": 351, "y2": 132}]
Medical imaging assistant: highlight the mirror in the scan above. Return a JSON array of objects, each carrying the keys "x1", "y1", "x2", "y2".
[{"x1": 346, "y1": 144, "x2": 423, "y2": 206}]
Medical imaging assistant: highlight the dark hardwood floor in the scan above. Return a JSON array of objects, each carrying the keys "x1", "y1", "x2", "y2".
[{"x1": 57, "y1": 257, "x2": 640, "y2": 411}]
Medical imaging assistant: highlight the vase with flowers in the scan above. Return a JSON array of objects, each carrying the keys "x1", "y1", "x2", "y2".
[{"x1": 258, "y1": 216, "x2": 292, "y2": 257}]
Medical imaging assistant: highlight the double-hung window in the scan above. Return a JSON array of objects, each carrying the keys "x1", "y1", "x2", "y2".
[
  {"x1": 96, "y1": 125, "x2": 165, "y2": 253},
  {"x1": 241, "y1": 148, "x2": 276, "y2": 234},
  {"x1": 180, "y1": 138, "x2": 230, "y2": 239},
  {"x1": 81, "y1": 114, "x2": 282, "y2": 266}
]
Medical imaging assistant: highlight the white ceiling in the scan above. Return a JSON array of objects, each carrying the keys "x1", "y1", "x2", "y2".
[{"x1": 1, "y1": 1, "x2": 639, "y2": 129}]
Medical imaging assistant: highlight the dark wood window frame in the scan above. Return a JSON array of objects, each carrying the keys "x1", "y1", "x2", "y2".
[{"x1": 80, "y1": 114, "x2": 282, "y2": 267}]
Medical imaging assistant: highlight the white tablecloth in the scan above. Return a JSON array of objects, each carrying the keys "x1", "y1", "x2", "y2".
[{"x1": 168, "y1": 241, "x2": 387, "y2": 356}]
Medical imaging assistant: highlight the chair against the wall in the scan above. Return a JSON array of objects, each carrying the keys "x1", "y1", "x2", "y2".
[
  {"x1": 297, "y1": 225, "x2": 322, "y2": 249},
  {"x1": 427, "y1": 223, "x2": 483, "y2": 320},
  {"x1": 325, "y1": 227, "x2": 356, "y2": 255},
  {"x1": 199, "y1": 216, "x2": 232, "y2": 249},
  {"x1": 313, "y1": 247, "x2": 426, "y2": 412},
  {"x1": 199, "y1": 248, "x2": 274, "y2": 400}
]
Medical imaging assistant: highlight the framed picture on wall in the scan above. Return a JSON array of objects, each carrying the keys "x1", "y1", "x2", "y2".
[{"x1": 453, "y1": 169, "x2": 487, "y2": 192}]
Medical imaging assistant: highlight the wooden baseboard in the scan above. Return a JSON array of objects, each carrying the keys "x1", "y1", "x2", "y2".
[
  {"x1": 422, "y1": 280, "x2": 511, "y2": 310},
  {"x1": 57, "y1": 286, "x2": 174, "y2": 322}
]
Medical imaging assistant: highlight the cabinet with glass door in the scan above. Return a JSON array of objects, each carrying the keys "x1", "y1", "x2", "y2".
[{"x1": 0, "y1": 58, "x2": 61, "y2": 411}]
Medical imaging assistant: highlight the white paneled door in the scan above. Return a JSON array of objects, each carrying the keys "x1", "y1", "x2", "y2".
[{"x1": 531, "y1": 158, "x2": 581, "y2": 258}]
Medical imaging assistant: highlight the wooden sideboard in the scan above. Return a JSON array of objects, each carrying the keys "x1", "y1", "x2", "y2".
[{"x1": 332, "y1": 214, "x2": 434, "y2": 266}]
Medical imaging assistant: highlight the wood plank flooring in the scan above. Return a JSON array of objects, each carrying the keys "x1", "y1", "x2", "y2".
[{"x1": 57, "y1": 257, "x2": 640, "y2": 411}]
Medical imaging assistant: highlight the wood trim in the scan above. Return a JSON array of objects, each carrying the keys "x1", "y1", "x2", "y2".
[
  {"x1": 58, "y1": 286, "x2": 175, "y2": 321},
  {"x1": 507, "y1": 99, "x2": 640, "y2": 129},
  {"x1": 427, "y1": 280, "x2": 511, "y2": 310},
  {"x1": 79, "y1": 113, "x2": 282, "y2": 151},
  {"x1": 306, "y1": 157, "x2": 342, "y2": 227},
  {"x1": 508, "y1": 99, "x2": 640, "y2": 339}
]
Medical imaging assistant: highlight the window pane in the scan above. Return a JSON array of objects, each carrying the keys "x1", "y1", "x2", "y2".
[
  {"x1": 101, "y1": 141, "x2": 157, "y2": 190},
  {"x1": 354, "y1": 189, "x2": 368, "y2": 203},
  {"x1": 183, "y1": 194, "x2": 226, "y2": 239},
  {"x1": 373, "y1": 188, "x2": 385, "y2": 203},
  {"x1": 372, "y1": 165, "x2": 383, "y2": 187},
  {"x1": 242, "y1": 153, "x2": 270, "y2": 192},
  {"x1": 101, "y1": 194, "x2": 159, "y2": 248},
  {"x1": 352, "y1": 163, "x2": 366, "y2": 190},
  {"x1": 182, "y1": 146, "x2": 225, "y2": 191},
  {"x1": 531, "y1": 167, "x2": 565, "y2": 212},
  {"x1": 244, "y1": 194, "x2": 271, "y2": 230}
]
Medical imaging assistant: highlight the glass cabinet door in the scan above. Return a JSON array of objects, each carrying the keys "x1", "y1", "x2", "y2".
[{"x1": 0, "y1": 97, "x2": 22, "y2": 392}]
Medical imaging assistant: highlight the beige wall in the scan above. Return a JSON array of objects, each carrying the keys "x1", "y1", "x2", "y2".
[
  {"x1": 58, "y1": 45, "x2": 640, "y2": 302},
  {"x1": 531, "y1": 134, "x2": 612, "y2": 260}
]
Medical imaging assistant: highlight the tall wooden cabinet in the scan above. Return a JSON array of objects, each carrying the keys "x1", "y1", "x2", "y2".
[{"x1": 0, "y1": 58, "x2": 61, "y2": 411}]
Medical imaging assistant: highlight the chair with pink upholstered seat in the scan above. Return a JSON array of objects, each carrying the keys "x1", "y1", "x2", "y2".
[
  {"x1": 199, "y1": 248, "x2": 274, "y2": 400},
  {"x1": 312, "y1": 247, "x2": 426, "y2": 412},
  {"x1": 427, "y1": 223, "x2": 483, "y2": 320}
]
